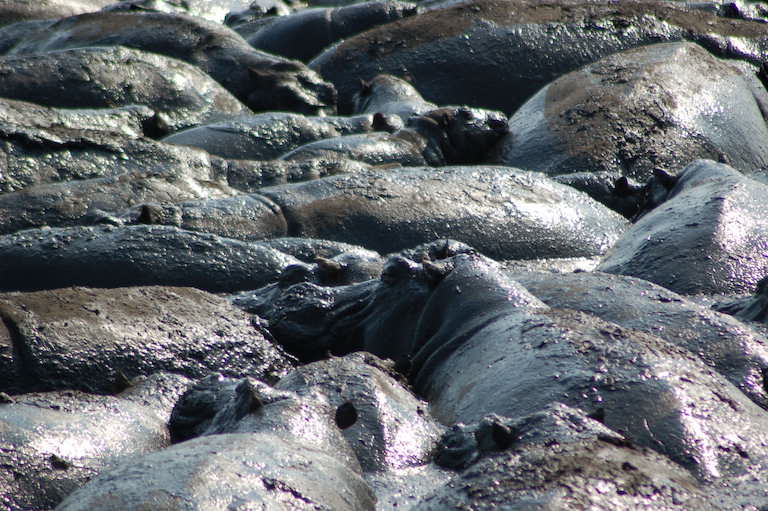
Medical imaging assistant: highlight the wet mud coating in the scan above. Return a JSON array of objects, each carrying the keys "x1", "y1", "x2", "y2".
[{"x1": 3, "y1": 1, "x2": 768, "y2": 510}]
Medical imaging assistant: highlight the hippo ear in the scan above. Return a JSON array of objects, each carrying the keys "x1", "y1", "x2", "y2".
[
  {"x1": 613, "y1": 176, "x2": 635, "y2": 196},
  {"x1": 422, "y1": 260, "x2": 450, "y2": 286},
  {"x1": 381, "y1": 256, "x2": 419, "y2": 286},
  {"x1": 359, "y1": 79, "x2": 372, "y2": 96},
  {"x1": 315, "y1": 257, "x2": 347, "y2": 285},
  {"x1": 653, "y1": 168, "x2": 677, "y2": 189}
]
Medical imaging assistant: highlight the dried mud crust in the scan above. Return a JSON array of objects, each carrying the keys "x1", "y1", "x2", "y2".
[{"x1": 336, "y1": 0, "x2": 768, "y2": 57}]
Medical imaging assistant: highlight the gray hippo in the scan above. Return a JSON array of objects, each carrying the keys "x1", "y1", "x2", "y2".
[
  {"x1": 426, "y1": 404, "x2": 715, "y2": 509},
  {"x1": 493, "y1": 42, "x2": 768, "y2": 183},
  {"x1": 0, "y1": 46, "x2": 250, "y2": 136},
  {"x1": 1, "y1": 10, "x2": 336, "y2": 114},
  {"x1": 258, "y1": 166, "x2": 628, "y2": 259},
  {"x1": 0, "y1": 286, "x2": 294, "y2": 394},
  {"x1": 0, "y1": 386, "x2": 172, "y2": 511},
  {"x1": 506, "y1": 269, "x2": 768, "y2": 409},
  {"x1": 597, "y1": 159, "x2": 768, "y2": 295},
  {"x1": 280, "y1": 106, "x2": 508, "y2": 165},
  {"x1": 253, "y1": 252, "x2": 768, "y2": 491},
  {"x1": 0, "y1": 225, "x2": 301, "y2": 293},
  {"x1": 309, "y1": 0, "x2": 768, "y2": 114},
  {"x1": 163, "y1": 112, "x2": 397, "y2": 160},
  {"x1": 236, "y1": 0, "x2": 418, "y2": 62},
  {"x1": 0, "y1": 0, "x2": 112, "y2": 26},
  {"x1": 56, "y1": 432, "x2": 376, "y2": 510}
]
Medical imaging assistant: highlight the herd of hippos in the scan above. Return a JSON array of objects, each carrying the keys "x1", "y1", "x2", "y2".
[{"x1": 4, "y1": 0, "x2": 768, "y2": 509}]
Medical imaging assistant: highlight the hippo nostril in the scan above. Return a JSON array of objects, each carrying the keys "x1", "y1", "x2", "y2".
[{"x1": 335, "y1": 402, "x2": 358, "y2": 429}]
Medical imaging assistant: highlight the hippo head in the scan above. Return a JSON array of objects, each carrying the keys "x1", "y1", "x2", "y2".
[
  {"x1": 245, "y1": 60, "x2": 337, "y2": 115},
  {"x1": 408, "y1": 107, "x2": 508, "y2": 165},
  {"x1": 353, "y1": 74, "x2": 424, "y2": 112},
  {"x1": 253, "y1": 253, "x2": 453, "y2": 366},
  {"x1": 614, "y1": 168, "x2": 679, "y2": 221}
]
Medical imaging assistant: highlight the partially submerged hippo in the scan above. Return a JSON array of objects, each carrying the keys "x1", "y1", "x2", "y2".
[
  {"x1": 281, "y1": 106, "x2": 508, "y2": 166},
  {"x1": 597, "y1": 159, "x2": 768, "y2": 295},
  {"x1": 1, "y1": 10, "x2": 336, "y2": 114},
  {"x1": 493, "y1": 42, "x2": 768, "y2": 183}
]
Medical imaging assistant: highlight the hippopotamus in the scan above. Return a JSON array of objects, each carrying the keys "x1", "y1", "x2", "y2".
[
  {"x1": 597, "y1": 159, "x2": 768, "y2": 295},
  {"x1": 505, "y1": 269, "x2": 768, "y2": 408},
  {"x1": 280, "y1": 106, "x2": 508, "y2": 165},
  {"x1": 492, "y1": 42, "x2": 768, "y2": 183},
  {"x1": 234, "y1": 0, "x2": 418, "y2": 62},
  {"x1": 255, "y1": 252, "x2": 768, "y2": 486},
  {"x1": 258, "y1": 166, "x2": 628, "y2": 260},
  {"x1": 0, "y1": 145, "x2": 245, "y2": 234},
  {"x1": 0, "y1": 386, "x2": 171, "y2": 511},
  {"x1": 163, "y1": 112, "x2": 398, "y2": 160},
  {"x1": 309, "y1": 0, "x2": 768, "y2": 114},
  {"x1": 0, "y1": 46, "x2": 250, "y2": 136},
  {"x1": 0, "y1": 285, "x2": 294, "y2": 394},
  {"x1": 426, "y1": 404, "x2": 714, "y2": 509},
  {"x1": 1, "y1": 10, "x2": 336, "y2": 114},
  {"x1": 352, "y1": 74, "x2": 437, "y2": 121},
  {"x1": 56, "y1": 432, "x2": 376, "y2": 511},
  {"x1": 0, "y1": 225, "x2": 301, "y2": 293},
  {"x1": 552, "y1": 172, "x2": 644, "y2": 219},
  {"x1": 0, "y1": 0, "x2": 112, "y2": 27}
]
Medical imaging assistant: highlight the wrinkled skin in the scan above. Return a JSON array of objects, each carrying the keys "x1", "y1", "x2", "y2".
[
  {"x1": 220, "y1": 158, "x2": 373, "y2": 193},
  {"x1": 281, "y1": 106, "x2": 508, "y2": 166},
  {"x1": 163, "y1": 112, "x2": 389, "y2": 160},
  {"x1": 352, "y1": 74, "x2": 437, "y2": 121},
  {"x1": 56, "y1": 432, "x2": 376, "y2": 511},
  {"x1": 0, "y1": 225, "x2": 301, "y2": 293},
  {"x1": 507, "y1": 269, "x2": 768, "y2": 409},
  {"x1": 1, "y1": 10, "x2": 336, "y2": 114},
  {"x1": 0, "y1": 286, "x2": 294, "y2": 394},
  {"x1": 238, "y1": 0, "x2": 418, "y2": 62},
  {"x1": 260, "y1": 166, "x2": 627, "y2": 259},
  {"x1": 493, "y1": 42, "x2": 768, "y2": 183},
  {"x1": 597, "y1": 160, "x2": 768, "y2": 294},
  {"x1": 0, "y1": 388, "x2": 169, "y2": 511},
  {"x1": 310, "y1": 0, "x2": 768, "y2": 115},
  {"x1": 0, "y1": 46, "x2": 250, "y2": 136}
]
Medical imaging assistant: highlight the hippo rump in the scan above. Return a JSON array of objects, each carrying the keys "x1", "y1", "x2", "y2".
[
  {"x1": 253, "y1": 252, "x2": 768, "y2": 499},
  {"x1": 0, "y1": 225, "x2": 301, "y2": 293},
  {"x1": 280, "y1": 106, "x2": 508, "y2": 166},
  {"x1": 0, "y1": 387, "x2": 170, "y2": 511},
  {"x1": 493, "y1": 42, "x2": 768, "y2": 183},
  {"x1": 0, "y1": 286, "x2": 294, "y2": 394},
  {"x1": 56, "y1": 432, "x2": 376, "y2": 511},
  {"x1": 309, "y1": 0, "x2": 768, "y2": 115},
  {"x1": 597, "y1": 160, "x2": 768, "y2": 295},
  {"x1": 0, "y1": 0, "x2": 112, "y2": 26},
  {"x1": 0, "y1": 10, "x2": 336, "y2": 114},
  {"x1": 0, "y1": 46, "x2": 251, "y2": 136},
  {"x1": 235, "y1": 0, "x2": 418, "y2": 62},
  {"x1": 258, "y1": 166, "x2": 628, "y2": 259}
]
